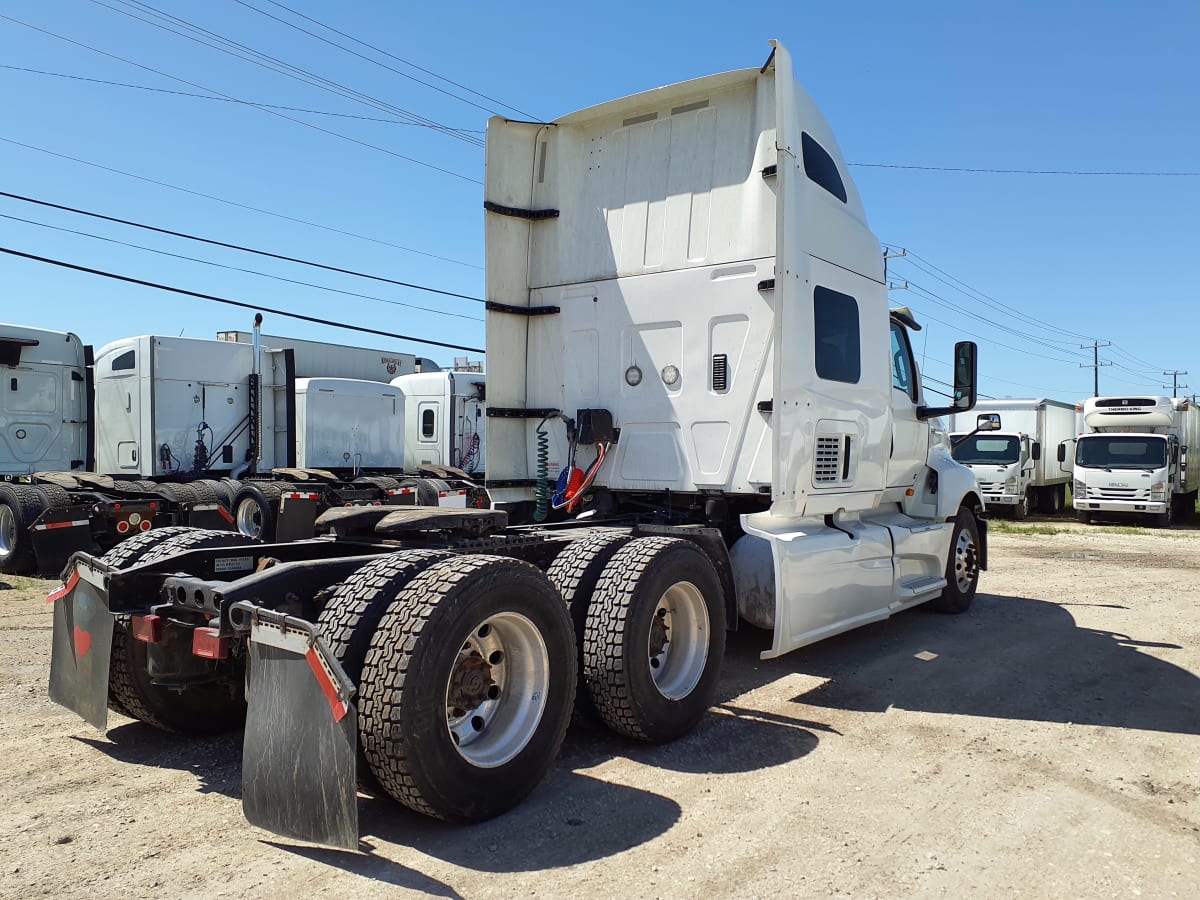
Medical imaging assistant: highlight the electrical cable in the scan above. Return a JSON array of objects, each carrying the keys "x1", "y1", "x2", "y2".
[
  {"x1": 0, "y1": 190, "x2": 485, "y2": 303},
  {"x1": 0, "y1": 135, "x2": 481, "y2": 268},
  {"x1": 1, "y1": 12, "x2": 483, "y2": 181},
  {"x1": 93, "y1": 0, "x2": 485, "y2": 148},
  {"x1": 234, "y1": 0, "x2": 515, "y2": 119},
  {"x1": 0, "y1": 245, "x2": 485, "y2": 353},
  {"x1": 0, "y1": 63, "x2": 484, "y2": 132},
  {"x1": 853, "y1": 162, "x2": 1200, "y2": 177},
  {"x1": 260, "y1": 0, "x2": 537, "y2": 119},
  {"x1": 0, "y1": 211, "x2": 484, "y2": 321}
]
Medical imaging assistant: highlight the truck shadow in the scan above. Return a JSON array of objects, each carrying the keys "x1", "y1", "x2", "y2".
[
  {"x1": 716, "y1": 591, "x2": 1199, "y2": 736},
  {"x1": 71, "y1": 587, "x2": 1199, "y2": 879}
]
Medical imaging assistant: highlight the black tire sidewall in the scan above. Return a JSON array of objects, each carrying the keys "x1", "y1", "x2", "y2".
[
  {"x1": 589, "y1": 541, "x2": 726, "y2": 742},
  {"x1": 375, "y1": 561, "x2": 575, "y2": 821},
  {"x1": 932, "y1": 509, "x2": 979, "y2": 614}
]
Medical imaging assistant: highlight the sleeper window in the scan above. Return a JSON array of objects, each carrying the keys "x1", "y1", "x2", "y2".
[{"x1": 814, "y1": 287, "x2": 861, "y2": 384}]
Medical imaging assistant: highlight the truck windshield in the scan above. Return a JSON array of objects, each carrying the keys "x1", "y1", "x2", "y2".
[
  {"x1": 1076, "y1": 435, "x2": 1167, "y2": 469},
  {"x1": 951, "y1": 434, "x2": 1020, "y2": 465}
]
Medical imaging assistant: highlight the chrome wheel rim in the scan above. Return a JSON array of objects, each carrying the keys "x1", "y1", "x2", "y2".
[
  {"x1": 647, "y1": 581, "x2": 710, "y2": 700},
  {"x1": 235, "y1": 498, "x2": 265, "y2": 539},
  {"x1": 444, "y1": 612, "x2": 549, "y2": 768},
  {"x1": 953, "y1": 526, "x2": 978, "y2": 592},
  {"x1": 0, "y1": 504, "x2": 17, "y2": 556}
]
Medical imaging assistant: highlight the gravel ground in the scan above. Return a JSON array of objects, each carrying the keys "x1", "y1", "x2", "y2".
[{"x1": 1, "y1": 523, "x2": 1198, "y2": 898}]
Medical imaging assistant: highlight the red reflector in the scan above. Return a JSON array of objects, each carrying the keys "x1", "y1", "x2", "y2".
[
  {"x1": 150, "y1": 502, "x2": 157, "y2": 510},
  {"x1": 113, "y1": 502, "x2": 122, "y2": 511},
  {"x1": 116, "y1": 520, "x2": 130, "y2": 534},
  {"x1": 139, "y1": 520, "x2": 152, "y2": 531},
  {"x1": 131, "y1": 614, "x2": 163, "y2": 644},
  {"x1": 193, "y1": 627, "x2": 229, "y2": 660}
]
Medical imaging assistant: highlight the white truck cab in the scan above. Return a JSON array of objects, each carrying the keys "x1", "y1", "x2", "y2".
[
  {"x1": 949, "y1": 398, "x2": 1077, "y2": 518},
  {"x1": 1073, "y1": 396, "x2": 1200, "y2": 526}
]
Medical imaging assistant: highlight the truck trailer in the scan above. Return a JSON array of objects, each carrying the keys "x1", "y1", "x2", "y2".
[
  {"x1": 1072, "y1": 395, "x2": 1200, "y2": 526},
  {"x1": 948, "y1": 398, "x2": 1077, "y2": 518},
  {"x1": 46, "y1": 41, "x2": 986, "y2": 849}
]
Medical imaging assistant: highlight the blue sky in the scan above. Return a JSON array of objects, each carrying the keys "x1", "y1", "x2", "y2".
[{"x1": 2, "y1": 1, "x2": 1197, "y2": 402}]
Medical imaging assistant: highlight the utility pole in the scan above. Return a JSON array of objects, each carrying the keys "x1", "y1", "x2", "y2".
[
  {"x1": 1079, "y1": 340, "x2": 1112, "y2": 396},
  {"x1": 1162, "y1": 370, "x2": 1188, "y2": 397},
  {"x1": 883, "y1": 246, "x2": 906, "y2": 284}
]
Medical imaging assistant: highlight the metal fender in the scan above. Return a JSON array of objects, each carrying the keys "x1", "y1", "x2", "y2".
[{"x1": 927, "y1": 444, "x2": 983, "y2": 520}]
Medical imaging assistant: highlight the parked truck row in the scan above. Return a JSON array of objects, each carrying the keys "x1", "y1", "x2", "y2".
[
  {"x1": 1, "y1": 319, "x2": 487, "y2": 575},
  {"x1": 46, "y1": 42, "x2": 987, "y2": 849}
]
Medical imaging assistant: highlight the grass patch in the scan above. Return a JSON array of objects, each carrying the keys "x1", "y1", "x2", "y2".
[
  {"x1": 988, "y1": 521, "x2": 1066, "y2": 536},
  {"x1": 0, "y1": 574, "x2": 46, "y2": 592}
]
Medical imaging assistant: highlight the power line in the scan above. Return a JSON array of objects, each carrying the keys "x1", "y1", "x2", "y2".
[
  {"x1": 907, "y1": 283, "x2": 1089, "y2": 363},
  {"x1": 0, "y1": 135, "x2": 482, "y2": 269},
  {"x1": 91, "y1": 0, "x2": 484, "y2": 149},
  {"x1": 853, "y1": 163, "x2": 1200, "y2": 177},
  {"x1": 2, "y1": 12, "x2": 483, "y2": 181},
  {"x1": 260, "y1": 0, "x2": 537, "y2": 119},
  {"x1": 0, "y1": 211, "x2": 484, "y2": 322},
  {"x1": 0, "y1": 245, "x2": 484, "y2": 353},
  {"x1": 0, "y1": 189, "x2": 485, "y2": 303},
  {"x1": 234, "y1": 0, "x2": 513, "y2": 119},
  {"x1": 889, "y1": 247, "x2": 1096, "y2": 342},
  {"x1": 0, "y1": 63, "x2": 484, "y2": 132}
]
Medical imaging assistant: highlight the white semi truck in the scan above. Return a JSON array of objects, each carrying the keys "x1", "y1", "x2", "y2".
[
  {"x1": 1, "y1": 321, "x2": 486, "y2": 573},
  {"x1": 46, "y1": 42, "x2": 986, "y2": 849},
  {"x1": 948, "y1": 398, "x2": 1077, "y2": 518},
  {"x1": 1072, "y1": 395, "x2": 1200, "y2": 527}
]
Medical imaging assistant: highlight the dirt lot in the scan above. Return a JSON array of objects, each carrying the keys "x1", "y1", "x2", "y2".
[{"x1": 2, "y1": 523, "x2": 1199, "y2": 898}]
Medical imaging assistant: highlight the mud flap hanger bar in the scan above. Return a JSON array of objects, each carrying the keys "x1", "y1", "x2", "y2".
[{"x1": 228, "y1": 600, "x2": 355, "y2": 719}]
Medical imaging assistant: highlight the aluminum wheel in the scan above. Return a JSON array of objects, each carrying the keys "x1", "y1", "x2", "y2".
[
  {"x1": 0, "y1": 504, "x2": 16, "y2": 556},
  {"x1": 952, "y1": 525, "x2": 978, "y2": 593},
  {"x1": 646, "y1": 580, "x2": 710, "y2": 701},
  {"x1": 444, "y1": 611, "x2": 549, "y2": 768},
  {"x1": 235, "y1": 497, "x2": 265, "y2": 539}
]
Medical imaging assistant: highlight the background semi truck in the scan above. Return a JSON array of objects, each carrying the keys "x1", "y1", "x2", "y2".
[
  {"x1": 1072, "y1": 395, "x2": 1200, "y2": 527},
  {"x1": 1, "y1": 321, "x2": 486, "y2": 573},
  {"x1": 948, "y1": 398, "x2": 1076, "y2": 518},
  {"x1": 46, "y1": 41, "x2": 986, "y2": 850}
]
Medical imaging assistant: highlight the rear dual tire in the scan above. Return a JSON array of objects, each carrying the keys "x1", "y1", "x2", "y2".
[
  {"x1": 100, "y1": 528, "x2": 255, "y2": 732},
  {"x1": 358, "y1": 555, "x2": 576, "y2": 822}
]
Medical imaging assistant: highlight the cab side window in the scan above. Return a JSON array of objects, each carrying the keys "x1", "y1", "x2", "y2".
[
  {"x1": 889, "y1": 320, "x2": 917, "y2": 401},
  {"x1": 814, "y1": 287, "x2": 861, "y2": 384}
]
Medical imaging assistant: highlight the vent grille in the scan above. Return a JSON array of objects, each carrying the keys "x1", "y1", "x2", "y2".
[
  {"x1": 712, "y1": 354, "x2": 728, "y2": 392},
  {"x1": 814, "y1": 436, "x2": 842, "y2": 483}
]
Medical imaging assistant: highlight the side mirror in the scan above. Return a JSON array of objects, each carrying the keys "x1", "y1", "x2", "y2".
[
  {"x1": 977, "y1": 413, "x2": 1001, "y2": 432},
  {"x1": 919, "y1": 341, "x2": 978, "y2": 420},
  {"x1": 1057, "y1": 442, "x2": 1066, "y2": 463},
  {"x1": 1031, "y1": 441, "x2": 1042, "y2": 461}
]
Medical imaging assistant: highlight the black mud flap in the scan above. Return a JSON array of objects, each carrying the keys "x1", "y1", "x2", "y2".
[
  {"x1": 276, "y1": 495, "x2": 318, "y2": 543},
  {"x1": 47, "y1": 568, "x2": 114, "y2": 731},
  {"x1": 186, "y1": 502, "x2": 236, "y2": 531},
  {"x1": 31, "y1": 507, "x2": 96, "y2": 577},
  {"x1": 234, "y1": 602, "x2": 358, "y2": 850}
]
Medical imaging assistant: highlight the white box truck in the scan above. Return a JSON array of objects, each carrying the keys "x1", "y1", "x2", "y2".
[
  {"x1": 46, "y1": 41, "x2": 987, "y2": 849},
  {"x1": 1072, "y1": 395, "x2": 1200, "y2": 526},
  {"x1": 948, "y1": 398, "x2": 1077, "y2": 518}
]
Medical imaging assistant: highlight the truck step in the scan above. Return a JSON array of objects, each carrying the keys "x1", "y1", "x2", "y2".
[{"x1": 896, "y1": 575, "x2": 947, "y2": 601}]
